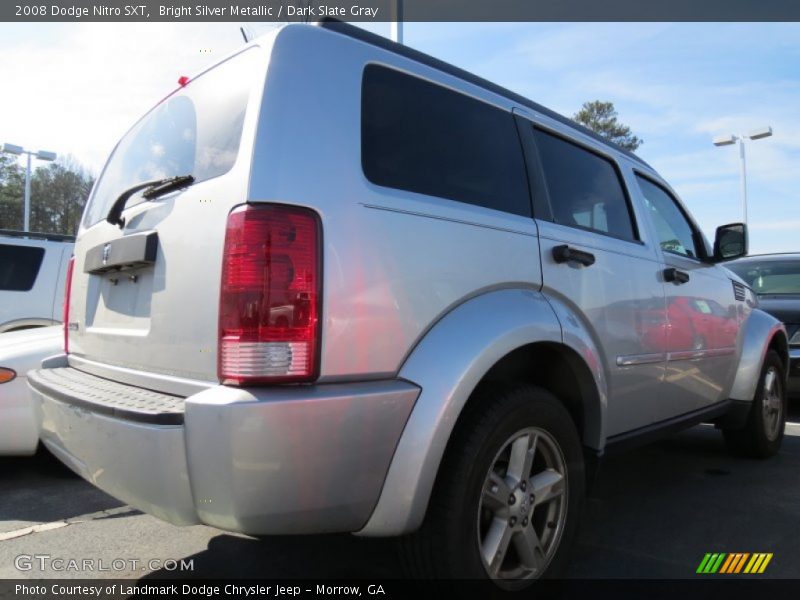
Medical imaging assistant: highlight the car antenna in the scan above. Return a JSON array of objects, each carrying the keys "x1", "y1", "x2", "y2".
[{"x1": 240, "y1": 27, "x2": 249, "y2": 43}]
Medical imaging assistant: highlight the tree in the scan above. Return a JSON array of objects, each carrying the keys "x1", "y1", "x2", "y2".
[
  {"x1": 573, "y1": 100, "x2": 643, "y2": 151},
  {"x1": 0, "y1": 154, "x2": 25, "y2": 231},
  {"x1": 29, "y1": 157, "x2": 95, "y2": 236},
  {"x1": 0, "y1": 155, "x2": 94, "y2": 235}
]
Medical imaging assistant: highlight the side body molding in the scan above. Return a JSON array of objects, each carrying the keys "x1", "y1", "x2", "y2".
[
  {"x1": 357, "y1": 288, "x2": 607, "y2": 536},
  {"x1": 729, "y1": 308, "x2": 788, "y2": 402}
]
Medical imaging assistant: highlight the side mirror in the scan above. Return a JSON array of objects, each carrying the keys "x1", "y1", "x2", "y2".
[{"x1": 713, "y1": 223, "x2": 748, "y2": 262}]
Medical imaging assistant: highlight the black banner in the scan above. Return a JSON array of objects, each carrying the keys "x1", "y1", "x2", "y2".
[
  {"x1": 3, "y1": 0, "x2": 800, "y2": 23},
  {"x1": 3, "y1": 580, "x2": 800, "y2": 600}
]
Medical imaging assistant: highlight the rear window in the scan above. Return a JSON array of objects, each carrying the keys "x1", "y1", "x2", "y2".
[
  {"x1": 0, "y1": 244, "x2": 45, "y2": 291},
  {"x1": 83, "y1": 48, "x2": 260, "y2": 228},
  {"x1": 361, "y1": 64, "x2": 531, "y2": 217}
]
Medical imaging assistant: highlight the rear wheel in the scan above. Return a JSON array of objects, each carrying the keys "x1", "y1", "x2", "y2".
[
  {"x1": 401, "y1": 384, "x2": 584, "y2": 587},
  {"x1": 723, "y1": 349, "x2": 786, "y2": 459}
]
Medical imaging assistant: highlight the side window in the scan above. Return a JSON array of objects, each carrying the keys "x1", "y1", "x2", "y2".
[
  {"x1": 533, "y1": 128, "x2": 637, "y2": 241},
  {"x1": 0, "y1": 244, "x2": 45, "y2": 291},
  {"x1": 361, "y1": 65, "x2": 531, "y2": 217},
  {"x1": 635, "y1": 175, "x2": 699, "y2": 259}
]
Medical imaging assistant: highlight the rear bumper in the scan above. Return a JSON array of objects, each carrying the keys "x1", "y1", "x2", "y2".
[{"x1": 29, "y1": 366, "x2": 419, "y2": 534}]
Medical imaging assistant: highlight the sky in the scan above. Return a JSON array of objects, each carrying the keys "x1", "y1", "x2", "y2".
[{"x1": 0, "y1": 21, "x2": 798, "y2": 253}]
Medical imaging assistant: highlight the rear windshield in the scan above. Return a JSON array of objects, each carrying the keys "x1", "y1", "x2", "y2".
[
  {"x1": 727, "y1": 260, "x2": 800, "y2": 295},
  {"x1": 83, "y1": 48, "x2": 260, "y2": 228}
]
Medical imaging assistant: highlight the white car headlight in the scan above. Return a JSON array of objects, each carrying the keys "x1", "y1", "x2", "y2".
[{"x1": 790, "y1": 329, "x2": 800, "y2": 346}]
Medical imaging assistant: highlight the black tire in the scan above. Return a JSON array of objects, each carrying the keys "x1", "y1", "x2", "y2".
[
  {"x1": 723, "y1": 349, "x2": 787, "y2": 459},
  {"x1": 400, "y1": 384, "x2": 584, "y2": 587}
]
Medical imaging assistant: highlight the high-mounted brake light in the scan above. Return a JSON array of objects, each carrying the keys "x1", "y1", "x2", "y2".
[
  {"x1": 178, "y1": 76, "x2": 190, "y2": 87},
  {"x1": 219, "y1": 204, "x2": 321, "y2": 385},
  {"x1": 62, "y1": 256, "x2": 75, "y2": 354}
]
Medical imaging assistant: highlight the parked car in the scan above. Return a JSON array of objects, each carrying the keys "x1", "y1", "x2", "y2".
[
  {"x1": 0, "y1": 326, "x2": 61, "y2": 455},
  {"x1": 727, "y1": 253, "x2": 800, "y2": 397},
  {"x1": 27, "y1": 22, "x2": 789, "y2": 585},
  {"x1": 0, "y1": 229, "x2": 74, "y2": 333}
]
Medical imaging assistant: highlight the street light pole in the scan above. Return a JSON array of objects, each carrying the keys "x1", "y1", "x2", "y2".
[
  {"x1": 24, "y1": 151, "x2": 32, "y2": 232},
  {"x1": 738, "y1": 137, "x2": 747, "y2": 226},
  {"x1": 390, "y1": 0, "x2": 403, "y2": 44},
  {"x1": 1, "y1": 143, "x2": 57, "y2": 232},
  {"x1": 712, "y1": 126, "x2": 772, "y2": 228}
]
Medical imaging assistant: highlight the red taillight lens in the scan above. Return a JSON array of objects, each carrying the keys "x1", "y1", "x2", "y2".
[
  {"x1": 219, "y1": 204, "x2": 321, "y2": 385},
  {"x1": 63, "y1": 256, "x2": 75, "y2": 354}
]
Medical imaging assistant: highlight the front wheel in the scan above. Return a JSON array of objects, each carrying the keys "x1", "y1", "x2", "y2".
[
  {"x1": 723, "y1": 349, "x2": 787, "y2": 459},
  {"x1": 400, "y1": 384, "x2": 584, "y2": 587}
]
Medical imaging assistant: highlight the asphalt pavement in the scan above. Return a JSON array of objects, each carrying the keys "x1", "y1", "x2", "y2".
[{"x1": 1, "y1": 403, "x2": 799, "y2": 580}]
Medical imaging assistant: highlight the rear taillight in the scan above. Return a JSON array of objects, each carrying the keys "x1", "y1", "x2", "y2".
[
  {"x1": 219, "y1": 204, "x2": 321, "y2": 385},
  {"x1": 63, "y1": 256, "x2": 75, "y2": 354}
]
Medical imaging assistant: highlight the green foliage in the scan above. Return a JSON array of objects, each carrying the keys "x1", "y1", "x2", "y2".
[
  {"x1": 0, "y1": 155, "x2": 94, "y2": 235},
  {"x1": 573, "y1": 100, "x2": 643, "y2": 151}
]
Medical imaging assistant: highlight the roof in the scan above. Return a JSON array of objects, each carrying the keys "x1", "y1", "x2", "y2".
[
  {"x1": 318, "y1": 19, "x2": 652, "y2": 169},
  {"x1": 0, "y1": 229, "x2": 75, "y2": 243}
]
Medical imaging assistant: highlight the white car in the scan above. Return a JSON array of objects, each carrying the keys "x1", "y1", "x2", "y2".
[
  {"x1": 0, "y1": 230, "x2": 74, "y2": 332},
  {"x1": 0, "y1": 326, "x2": 62, "y2": 455}
]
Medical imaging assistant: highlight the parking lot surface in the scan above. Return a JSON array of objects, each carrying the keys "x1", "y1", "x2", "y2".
[{"x1": 2, "y1": 405, "x2": 799, "y2": 580}]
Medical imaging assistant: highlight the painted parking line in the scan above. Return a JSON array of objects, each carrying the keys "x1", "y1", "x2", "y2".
[{"x1": 0, "y1": 506, "x2": 138, "y2": 542}]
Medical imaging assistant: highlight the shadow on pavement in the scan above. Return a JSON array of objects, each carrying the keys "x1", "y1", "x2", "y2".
[
  {"x1": 0, "y1": 447, "x2": 124, "y2": 529},
  {"x1": 142, "y1": 425, "x2": 800, "y2": 580}
]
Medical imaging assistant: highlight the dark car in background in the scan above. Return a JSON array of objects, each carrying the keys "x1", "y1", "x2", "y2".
[{"x1": 728, "y1": 253, "x2": 800, "y2": 396}]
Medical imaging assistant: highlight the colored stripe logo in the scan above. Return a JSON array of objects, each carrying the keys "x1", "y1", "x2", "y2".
[{"x1": 697, "y1": 553, "x2": 773, "y2": 574}]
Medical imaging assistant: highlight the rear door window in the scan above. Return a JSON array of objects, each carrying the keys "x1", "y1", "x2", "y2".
[
  {"x1": 83, "y1": 47, "x2": 260, "y2": 228},
  {"x1": 0, "y1": 244, "x2": 45, "y2": 291},
  {"x1": 533, "y1": 128, "x2": 637, "y2": 242},
  {"x1": 361, "y1": 64, "x2": 531, "y2": 217}
]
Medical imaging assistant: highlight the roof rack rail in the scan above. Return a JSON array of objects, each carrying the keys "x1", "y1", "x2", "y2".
[
  {"x1": 316, "y1": 18, "x2": 651, "y2": 169},
  {"x1": 0, "y1": 229, "x2": 76, "y2": 243}
]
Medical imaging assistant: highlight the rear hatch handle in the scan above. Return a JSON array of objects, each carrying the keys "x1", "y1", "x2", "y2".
[{"x1": 106, "y1": 174, "x2": 195, "y2": 228}]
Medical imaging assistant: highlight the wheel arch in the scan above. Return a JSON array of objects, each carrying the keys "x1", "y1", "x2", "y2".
[
  {"x1": 729, "y1": 308, "x2": 788, "y2": 401},
  {"x1": 357, "y1": 288, "x2": 606, "y2": 536}
]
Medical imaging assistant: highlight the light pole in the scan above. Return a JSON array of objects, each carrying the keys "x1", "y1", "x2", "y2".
[
  {"x1": 712, "y1": 126, "x2": 772, "y2": 227},
  {"x1": 390, "y1": 0, "x2": 403, "y2": 44},
  {"x1": 1, "y1": 143, "x2": 57, "y2": 232}
]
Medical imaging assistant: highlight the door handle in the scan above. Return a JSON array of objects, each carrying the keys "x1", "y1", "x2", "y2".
[
  {"x1": 552, "y1": 245, "x2": 595, "y2": 267},
  {"x1": 664, "y1": 267, "x2": 690, "y2": 284}
]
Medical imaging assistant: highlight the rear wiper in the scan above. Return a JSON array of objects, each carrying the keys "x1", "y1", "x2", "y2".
[{"x1": 106, "y1": 174, "x2": 195, "y2": 228}]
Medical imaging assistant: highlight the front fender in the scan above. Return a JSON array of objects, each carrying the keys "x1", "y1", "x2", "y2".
[
  {"x1": 357, "y1": 288, "x2": 605, "y2": 536},
  {"x1": 729, "y1": 308, "x2": 787, "y2": 402}
]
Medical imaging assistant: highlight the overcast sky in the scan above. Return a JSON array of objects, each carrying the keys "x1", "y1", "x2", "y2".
[{"x1": 1, "y1": 21, "x2": 798, "y2": 253}]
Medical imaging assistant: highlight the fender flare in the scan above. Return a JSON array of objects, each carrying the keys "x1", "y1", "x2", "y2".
[
  {"x1": 729, "y1": 308, "x2": 788, "y2": 402},
  {"x1": 356, "y1": 288, "x2": 607, "y2": 536}
]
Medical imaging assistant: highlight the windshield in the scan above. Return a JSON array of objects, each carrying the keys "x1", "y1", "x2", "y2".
[
  {"x1": 83, "y1": 47, "x2": 259, "y2": 227},
  {"x1": 727, "y1": 259, "x2": 800, "y2": 295}
]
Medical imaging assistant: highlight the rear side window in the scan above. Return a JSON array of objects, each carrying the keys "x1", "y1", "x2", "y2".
[
  {"x1": 0, "y1": 244, "x2": 45, "y2": 291},
  {"x1": 534, "y1": 128, "x2": 637, "y2": 242},
  {"x1": 361, "y1": 65, "x2": 530, "y2": 217},
  {"x1": 83, "y1": 48, "x2": 260, "y2": 228}
]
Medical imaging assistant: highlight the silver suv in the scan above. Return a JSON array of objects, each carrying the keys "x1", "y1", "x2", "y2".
[{"x1": 28, "y1": 22, "x2": 789, "y2": 584}]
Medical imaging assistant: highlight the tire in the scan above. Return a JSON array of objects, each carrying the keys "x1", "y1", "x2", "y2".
[
  {"x1": 400, "y1": 384, "x2": 585, "y2": 588},
  {"x1": 723, "y1": 349, "x2": 787, "y2": 459}
]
